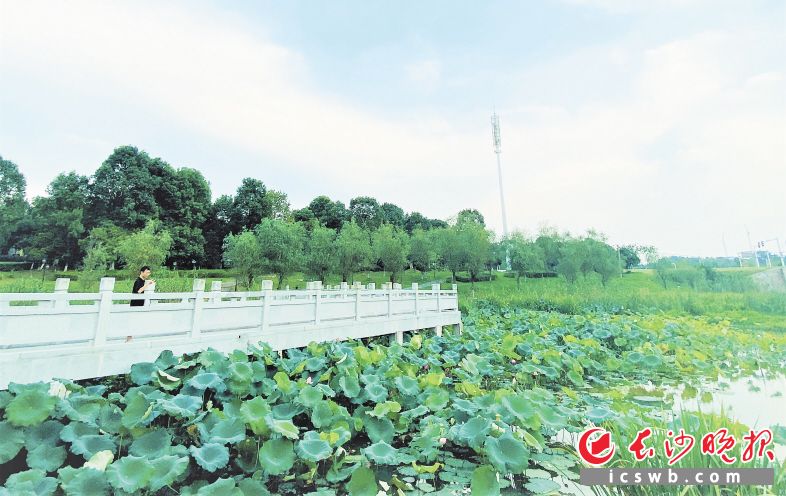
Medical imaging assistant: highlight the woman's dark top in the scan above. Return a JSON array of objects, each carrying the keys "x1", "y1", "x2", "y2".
[{"x1": 131, "y1": 277, "x2": 145, "y2": 306}]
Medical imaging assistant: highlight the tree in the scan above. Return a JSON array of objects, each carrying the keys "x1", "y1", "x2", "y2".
[
  {"x1": 267, "y1": 190, "x2": 292, "y2": 221},
  {"x1": 380, "y1": 202, "x2": 405, "y2": 228},
  {"x1": 457, "y1": 221, "x2": 492, "y2": 285},
  {"x1": 619, "y1": 245, "x2": 641, "y2": 270},
  {"x1": 309, "y1": 196, "x2": 348, "y2": 230},
  {"x1": 335, "y1": 221, "x2": 371, "y2": 282},
  {"x1": 86, "y1": 146, "x2": 176, "y2": 230},
  {"x1": 231, "y1": 178, "x2": 270, "y2": 232},
  {"x1": 349, "y1": 196, "x2": 382, "y2": 230},
  {"x1": 25, "y1": 172, "x2": 89, "y2": 266},
  {"x1": 556, "y1": 239, "x2": 584, "y2": 284},
  {"x1": 223, "y1": 230, "x2": 261, "y2": 288},
  {"x1": 117, "y1": 220, "x2": 173, "y2": 273},
  {"x1": 159, "y1": 168, "x2": 211, "y2": 266},
  {"x1": 0, "y1": 155, "x2": 28, "y2": 253},
  {"x1": 254, "y1": 219, "x2": 306, "y2": 289},
  {"x1": 434, "y1": 227, "x2": 462, "y2": 283},
  {"x1": 585, "y1": 238, "x2": 620, "y2": 286},
  {"x1": 457, "y1": 209, "x2": 485, "y2": 226},
  {"x1": 372, "y1": 224, "x2": 410, "y2": 283},
  {"x1": 404, "y1": 212, "x2": 430, "y2": 234},
  {"x1": 409, "y1": 228, "x2": 436, "y2": 273},
  {"x1": 535, "y1": 230, "x2": 565, "y2": 272},
  {"x1": 203, "y1": 195, "x2": 235, "y2": 268},
  {"x1": 80, "y1": 223, "x2": 127, "y2": 269},
  {"x1": 292, "y1": 207, "x2": 316, "y2": 224},
  {"x1": 508, "y1": 233, "x2": 545, "y2": 288},
  {"x1": 305, "y1": 225, "x2": 337, "y2": 282}
]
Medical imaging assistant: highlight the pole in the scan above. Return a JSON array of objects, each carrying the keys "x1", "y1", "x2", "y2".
[
  {"x1": 746, "y1": 227, "x2": 759, "y2": 267},
  {"x1": 777, "y1": 238, "x2": 785, "y2": 267}
]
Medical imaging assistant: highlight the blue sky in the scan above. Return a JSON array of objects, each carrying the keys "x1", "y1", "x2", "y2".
[{"x1": 1, "y1": 0, "x2": 784, "y2": 257}]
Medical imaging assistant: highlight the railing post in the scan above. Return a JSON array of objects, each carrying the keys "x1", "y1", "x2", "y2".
[
  {"x1": 387, "y1": 286, "x2": 392, "y2": 318},
  {"x1": 412, "y1": 283, "x2": 419, "y2": 316},
  {"x1": 261, "y1": 280, "x2": 273, "y2": 333},
  {"x1": 210, "y1": 281, "x2": 222, "y2": 303},
  {"x1": 54, "y1": 278, "x2": 70, "y2": 309},
  {"x1": 191, "y1": 279, "x2": 205, "y2": 339},
  {"x1": 94, "y1": 277, "x2": 115, "y2": 347},
  {"x1": 355, "y1": 287, "x2": 361, "y2": 321},
  {"x1": 432, "y1": 283, "x2": 441, "y2": 313},
  {"x1": 435, "y1": 325, "x2": 443, "y2": 337},
  {"x1": 314, "y1": 282, "x2": 322, "y2": 325}
]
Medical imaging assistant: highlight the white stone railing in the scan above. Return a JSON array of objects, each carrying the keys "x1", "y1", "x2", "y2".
[{"x1": 0, "y1": 278, "x2": 461, "y2": 388}]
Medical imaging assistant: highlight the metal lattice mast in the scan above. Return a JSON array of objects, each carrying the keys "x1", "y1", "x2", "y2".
[{"x1": 491, "y1": 112, "x2": 509, "y2": 238}]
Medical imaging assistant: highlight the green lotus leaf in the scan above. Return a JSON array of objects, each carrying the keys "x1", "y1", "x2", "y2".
[
  {"x1": 364, "y1": 416, "x2": 395, "y2": 444},
  {"x1": 484, "y1": 430, "x2": 530, "y2": 474},
  {"x1": 58, "y1": 467, "x2": 109, "y2": 496},
  {"x1": 70, "y1": 434, "x2": 117, "y2": 460},
  {"x1": 296, "y1": 434, "x2": 332, "y2": 462},
  {"x1": 566, "y1": 370, "x2": 583, "y2": 386},
  {"x1": 26, "y1": 443, "x2": 67, "y2": 472},
  {"x1": 401, "y1": 405, "x2": 429, "y2": 420},
  {"x1": 501, "y1": 394, "x2": 537, "y2": 425},
  {"x1": 471, "y1": 465, "x2": 500, "y2": 496},
  {"x1": 121, "y1": 390, "x2": 157, "y2": 429},
  {"x1": 626, "y1": 351, "x2": 643, "y2": 364},
  {"x1": 585, "y1": 406, "x2": 615, "y2": 424},
  {"x1": 367, "y1": 401, "x2": 401, "y2": 419},
  {"x1": 524, "y1": 478, "x2": 561, "y2": 494},
  {"x1": 234, "y1": 438, "x2": 260, "y2": 473},
  {"x1": 457, "y1": 417, "x2": 491, "y2": 449},
  {"x1": 60, "y1": 421, "x2": 97, "y2": 442},
  {"x1": 129, "y1": 429, "x2": 172, "y2": 457},
  {"x1": 0, "y1": 421, "x2": 24, "y2": 464},
  {"x1": 362, "y1": 440, "x2": 400, "y2": 465},
  {"x1": 641, "y1": 354, "x2": 662, "y2": 368},
  {"x1": 158, "y1": 394, "x2": 203, "y2": 418},
  {"x1": 266, "y1": 417, "x2": 299, "y2": 439},
  {"x1": 204, "y1": 417, "x2": 246, "y2": 445},
  {"x1": 97, "y1": 404, "x2": 123, "y2": 434},
  {"x1": 273, "y1": 371, "x2": 293, "y2": 394},
  {"x1": 394, "y1": 376, "x2": 420, "y2": 396},
  {"x1": 148, "y1": 455, "x2": 190, "y2": 492},
  {"x1": 59, "y1": 394, "x2": 103, "y2": 425},
  {"x1": 0, "y1": 390, "x2": 11, "y2": 409},
  {"x1": 106, "y1": 455, "x2": 154, "y2": 493},
  {"x1": 6, "y1": 387, "x2": 57, "y2": 427},
  {"x1": 198, "y1": 349, "x2": 226, "y2": 368},
  {"x1": 27, "y1": 419, "x2": 63, "y2": 448},
  {"x1": 452, "y1": 398, "x2": 479, "y2": 414},
  {"x1": 129, "y1": 362, "x2": 156, "y2": 385},
  {"x1": 298, "y1": 385, "x2": 324, "y2": 407},
  {"x1": 227, "y1": 362, "x2": 253, "y2": 394},
  {"x1": 4, "y1": 469, "x2": 57, "y2": 496},
  {"x1": 155, "y1": 369, "x2": 182, "y2": 391},
  {"x1": 346, "y1": 466, "x2": 377, "y2": 496},
  {"x1": 237, "y1": 478, "x2": 271, "y2": 496},
  {"x1": 258, "y1": 438, "x2": 295, "y2": 475},
  {"x1": 189, "y1": 443, "x2": 230, "y2": 472},
  {"x1": 271, "y1": 402, "x2": 306, "y2": 419},
  {"x1": 239, "y1": 397, "x2": 271, "y2": 435},
  {"x1": 423, "y1": 388, "x2": 449, "y2": 411},
  {"x1": 196, "y1": 477, "x2": 241, "y2": 495},
  {"x1": 338, "y1": 373, "x2": 360, "y2": 398},
  {"x1": 187, "y1": 372, "x2": 226, "y2": 392},
  {"x1": 534, "y1": 404, "x2": 567, "y2": 429},
  {"x1": 364, "y1": 383, "x2": 388, "y2": 403},
  {"x1": 154, "y1": 350, "x2": 179, "y2": 369}
]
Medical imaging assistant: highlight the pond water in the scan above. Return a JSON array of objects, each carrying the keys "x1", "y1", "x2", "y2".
[{"x1": 671, "y1": 373, "x2": 786, "y2": 460}]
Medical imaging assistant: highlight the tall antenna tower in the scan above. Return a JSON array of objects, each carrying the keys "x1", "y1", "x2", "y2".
[{"x1": 491, "y1": 112, "x2": 509, "y2": 238}]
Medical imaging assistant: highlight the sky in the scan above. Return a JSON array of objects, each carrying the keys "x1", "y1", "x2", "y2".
[{"x1": 1, "y1": 0, "x2": 784, "y2": 257}]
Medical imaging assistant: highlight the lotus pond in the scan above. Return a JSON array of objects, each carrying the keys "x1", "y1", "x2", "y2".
[{"x1": 1, "y1": 301, "x2": 784, "y2": 495}]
